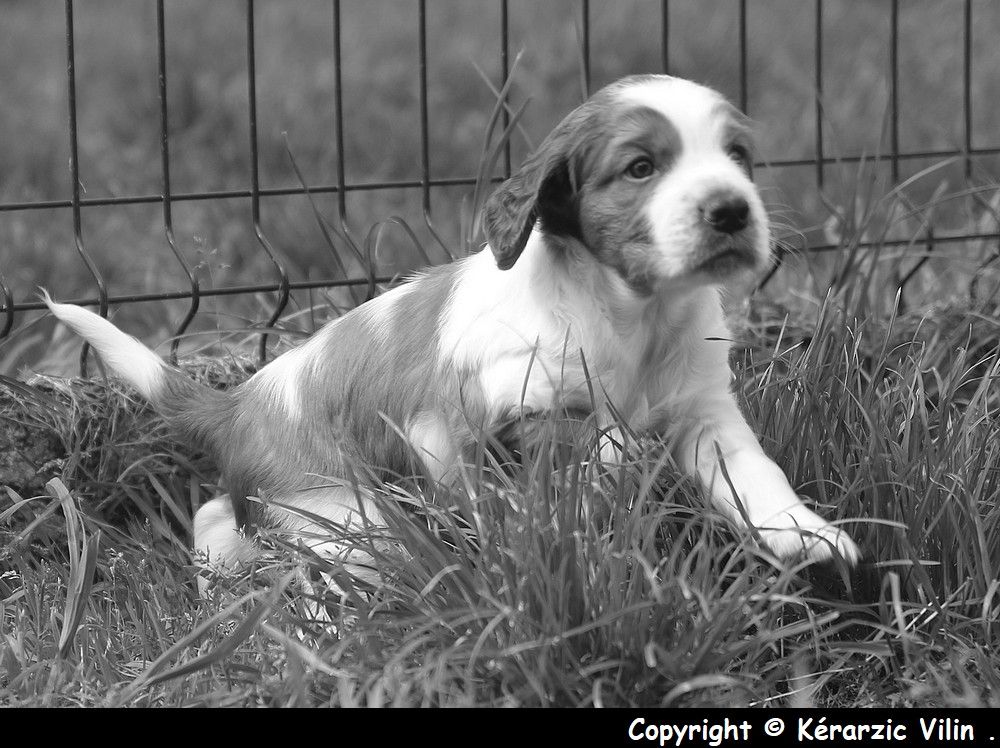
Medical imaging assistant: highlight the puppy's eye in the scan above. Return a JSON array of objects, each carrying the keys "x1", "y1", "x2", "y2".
[
  {"x1": 624, "y1": 157, "x2": 655, "y2": 180},
  {"x1": 727, "y1": 145, "x2": 750, "y2": 167}
]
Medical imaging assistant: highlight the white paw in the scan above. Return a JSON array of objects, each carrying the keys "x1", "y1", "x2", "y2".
[
  {"x1": 707, "y1": 452, "x2": 860, "y2": 565},
  {"x1": 754, "y1": 506, "x2": 860, "y2": 565}
]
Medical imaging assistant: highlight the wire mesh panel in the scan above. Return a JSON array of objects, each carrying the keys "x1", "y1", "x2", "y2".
[{"x1": 1, "y1": 0, "x2": 997, "y2": 374}]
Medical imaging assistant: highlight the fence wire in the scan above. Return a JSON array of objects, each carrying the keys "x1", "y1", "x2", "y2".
[{"x1": 0, "y1": 0, "x2": 996, "y2": 374}]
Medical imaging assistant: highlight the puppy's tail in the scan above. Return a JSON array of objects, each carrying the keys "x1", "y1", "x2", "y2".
[{"x1": 43, "y1": 291, "x2": 229, "y2": 449}]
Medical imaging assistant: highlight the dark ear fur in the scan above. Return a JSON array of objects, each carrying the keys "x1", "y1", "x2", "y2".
[
  {"x1": 482, "y1": 162, "x2": 544, "y2": 271},
  {"x1": 483, "y1": 132, "x2": 580, "y2": 270}
]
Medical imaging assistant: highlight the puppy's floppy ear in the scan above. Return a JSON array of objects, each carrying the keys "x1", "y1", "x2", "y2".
[{"x1": 483, "y1": 132, "x2": 580, "y2": 270}]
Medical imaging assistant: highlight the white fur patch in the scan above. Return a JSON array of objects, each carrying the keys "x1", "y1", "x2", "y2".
[
  {"x1": 440, "y1": 234, "x2": 726, "y2": 427},
  {"x1": 193, "y1": 495, "x2": 255, "y2": 595},
  {"x1": 359, "y1": 281, "x2": 417, "y2": 343},
  {"x1": 440, "y1": 238, "x2": 611, "y2": 414},
  {"x1": 248, "y1": 282, "x2": 422, "y2": 419},
  {"x1": 618, "y1": 78, "x2": 729, "y2": 150},
  {"x1": 405, "y1": 411, "x2": 456, "y2": 482},
  {"x1": 43, "y1": 293, "x2": 165, "y2": 400},
  {"x1": 248, "y1": 339, "x2": 313, "y2": 420},
  {"x1": 270, "y1": 485, "x2": 387, "y2": 591}
]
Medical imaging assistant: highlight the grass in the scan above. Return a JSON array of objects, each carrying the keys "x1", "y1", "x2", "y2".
[{"x1": 3, "y1": 182, "x2": 1000, "y2": 705}]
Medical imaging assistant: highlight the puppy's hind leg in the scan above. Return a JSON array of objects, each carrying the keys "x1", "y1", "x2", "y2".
[
  {"x1": 193, "y1": 495, "x2": 258, "y2": 597},
  {"x1": 270, "y1": 486, "x2": 390, "y2": 619}
]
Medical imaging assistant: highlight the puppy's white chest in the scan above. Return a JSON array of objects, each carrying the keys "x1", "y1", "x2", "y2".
[{"x1": 438, "y1": 243, "x2": 695, "y2": 425}]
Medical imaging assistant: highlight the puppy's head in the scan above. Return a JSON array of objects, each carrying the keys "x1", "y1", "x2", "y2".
[{"x1": 483, "y1": 75, "x2": 770, "y2": 293}]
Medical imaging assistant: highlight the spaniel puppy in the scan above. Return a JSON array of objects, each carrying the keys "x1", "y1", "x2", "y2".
[{"x1": 45, "y1": 75, "x2": 860, "y2": 586}]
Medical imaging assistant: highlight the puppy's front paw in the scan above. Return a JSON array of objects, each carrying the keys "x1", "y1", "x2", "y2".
[
  {"x1": 705, "y1": 450, "x2": 860, "y2": 565},
  {"x1": 755, "y1": 506, "x2": 860, "y2": 565}
]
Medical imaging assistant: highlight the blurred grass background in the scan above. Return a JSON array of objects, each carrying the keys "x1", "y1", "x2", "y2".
[{"x1": 2, "y1": 0, "x2": 999, "y2": 374}]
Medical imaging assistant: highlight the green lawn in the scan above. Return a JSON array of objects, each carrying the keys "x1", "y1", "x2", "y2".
[{"x1": 3, "y1": 218, "x2": 1000, "y2": 705}]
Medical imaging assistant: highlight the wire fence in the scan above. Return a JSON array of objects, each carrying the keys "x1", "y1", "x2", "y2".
[{"x1": 1, "y1": 0, "x2": 997, "y2": 375}]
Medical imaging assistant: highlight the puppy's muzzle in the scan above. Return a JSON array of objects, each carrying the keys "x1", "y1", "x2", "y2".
[
  {"x1": 691, "y1": 189, "x2": 760, "y2": 275},
  {"x1": 701, "y1": 191, "x2": 750, "y2": 235}
]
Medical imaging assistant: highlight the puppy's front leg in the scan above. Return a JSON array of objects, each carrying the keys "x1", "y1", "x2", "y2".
[{"x1": 673, "y1": 393, "x2": 860, "y2": 564}]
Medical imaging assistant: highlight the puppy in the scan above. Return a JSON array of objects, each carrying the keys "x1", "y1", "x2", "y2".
[{"x1": 45, "y1": 75, "x2": 860, "y2": 586}]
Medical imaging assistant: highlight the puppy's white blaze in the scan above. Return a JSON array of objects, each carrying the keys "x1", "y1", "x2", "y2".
[
  {"x1": 619, "y1": 77, "x2": 729, "y2": 148},
  {"x1": 43, "y1": 293, "x2": 165, "y2": 400}
]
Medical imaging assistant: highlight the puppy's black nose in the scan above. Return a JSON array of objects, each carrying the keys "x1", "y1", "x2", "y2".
[{"x1": 702, "y1": 195, "x2": 750, "y2": 234}]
